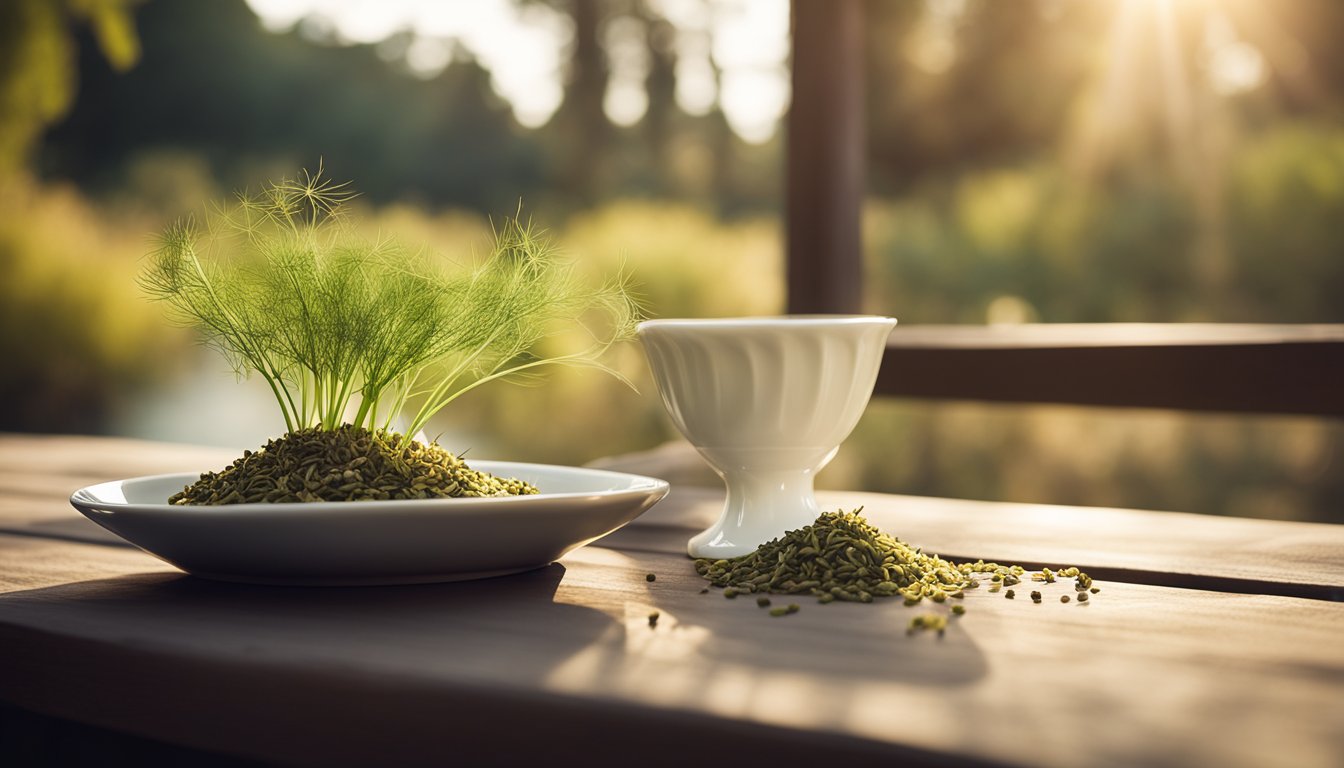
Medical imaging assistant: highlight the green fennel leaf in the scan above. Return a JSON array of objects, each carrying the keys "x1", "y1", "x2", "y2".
[{"x1": 140, "y1": 167, "x2": 642, "y2": 437}]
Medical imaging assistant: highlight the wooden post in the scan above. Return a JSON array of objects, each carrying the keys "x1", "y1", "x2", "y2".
[{"x1": 786, "y1": 0, "x2": 865, "y2": 315}]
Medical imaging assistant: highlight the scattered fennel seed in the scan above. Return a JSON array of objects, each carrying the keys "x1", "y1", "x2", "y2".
[
  {"x1": 690, "y1": 510, "x2": 1102, "y2": 624},
  {"x1": 694, "y1": 510, "x2": 972, "y2": 604},
  {"x1": 907, "y1": 614, "x2": 948, "y2": 636}
]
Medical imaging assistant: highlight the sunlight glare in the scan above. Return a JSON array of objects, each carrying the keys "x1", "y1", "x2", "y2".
[
  {"x1": 245, "y1": 0, "x2": 568, "y2": 128},
  {"x1": 667, "y1": 28, "x2": 717, "y2": 116},
  {"x1": 647, "y1": 0, "x2": 720, "y2": 117},
  {"x1": 404, "y1": 36, "x2": 451, "y2": 78},
  {"x1": 712, "y1": 0, "x2": 789, "y2": 144},
  {"x1": 1205, "y1": 12, "x2": 1266, "y2": 95},
  {"x1": 907, "y1": 0, "x2": 965, "y2": 74},
  {"x1": 245, "y1": 0, "x2": 789, "y2": 141},
  {"x1": 604, "y1": 15, "x2": 651, "y2": 126},
  {"x1": 1073, "y1": 0, "x2": 1203, "y2": 176}
]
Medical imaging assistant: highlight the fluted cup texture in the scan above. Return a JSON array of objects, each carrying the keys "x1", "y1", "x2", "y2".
[{"x1": 639, "y1": 316, "x2": 896, "y2": 557}]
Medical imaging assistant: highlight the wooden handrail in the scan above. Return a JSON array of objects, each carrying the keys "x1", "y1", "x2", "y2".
[{"x1": 876, "y1": 324, "x2": 1344, "y2": 417}]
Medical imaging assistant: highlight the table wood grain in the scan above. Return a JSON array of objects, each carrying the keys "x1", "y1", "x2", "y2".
[{"x1": 1, "y1": 434, "x2": 1342, "y2": 768}]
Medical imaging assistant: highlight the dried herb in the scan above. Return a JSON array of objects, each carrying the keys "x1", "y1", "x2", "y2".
[
  {"x1": 693, "y1": 509, "x2": 1101, "y2": 614},
  {"x1": 695, "y1": 510, "x2": 971, "y2": 604},
  {"x1": 169, "y1": 425, "x2": 535, "y2": 505},
  {"x1": 907, "y1": 613, "x2": 948, "y2": 636}
]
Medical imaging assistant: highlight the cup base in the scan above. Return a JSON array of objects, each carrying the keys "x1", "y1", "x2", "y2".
[{"x1": 686, "y1": 470, "x2": 824, "y2": 559}]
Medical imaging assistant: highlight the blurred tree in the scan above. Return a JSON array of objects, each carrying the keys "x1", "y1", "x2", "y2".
[
  {"x1": 40, "y1": 0, "x2": 543, "y2": 212},
  {"x1": 1250, "y1": 0, "x2": 1344, "y2": 116},
  {"x1": 30, "y1": 0, "x2": 788, "y2": 215},
  {"x1": 0, "y1": 0, "x2": 140, "y2": 174},
  {"x1": 863, "y1": 0, "x2": 1102, "y2": 193},
  {"x1": 546, "y1": 0, "x2": 615, "y2": 204},
  {"x1": 640, "y1": 5, "x2": 677, "y2": 187}
]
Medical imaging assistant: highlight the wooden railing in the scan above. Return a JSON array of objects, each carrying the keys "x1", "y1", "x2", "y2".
[{"x1": 876, "y1": 324, "x2": 1344, "y2": 417}]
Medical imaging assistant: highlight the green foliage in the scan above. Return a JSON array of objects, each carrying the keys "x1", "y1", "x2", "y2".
[
  {"x1": 141, "y1": 167, "x2": 641, "y2": 437},
  {"x1": 0, "y1": 0, "x2": 139, "y2": 174},
  {"x1": 0, "y1": 174, "x2": 170, "y2": 432},
  {"x1": 1226, "y1": 125, "x2": 1344, "y2": 320},
  {"x1": 867, "y1": 124, "x2": 1344, "y2": 325},
  {"x1": 37, "y1": 0, "x2": 780, "y2": 216}
]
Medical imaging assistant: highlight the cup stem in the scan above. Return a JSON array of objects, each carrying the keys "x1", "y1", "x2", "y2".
[{"x1": 688, "y1": 467, "x2": 823, "y2": 558}]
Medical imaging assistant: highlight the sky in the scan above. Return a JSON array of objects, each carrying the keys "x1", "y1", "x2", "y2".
[{"x1": 244, "y1": 0, "x2": 791, "y2": 143}]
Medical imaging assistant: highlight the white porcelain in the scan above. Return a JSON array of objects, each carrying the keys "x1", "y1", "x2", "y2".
[
  {"x1": 639, "y1": 315, "x2": 896, "y2": 558},
  {"x1": 70, "y1": 462, "x2": 668, "y2": 586}
]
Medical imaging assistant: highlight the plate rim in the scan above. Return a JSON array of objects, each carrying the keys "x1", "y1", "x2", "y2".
[{"x1": 70, "y1": 460, "x2": 671, "y2": 516}]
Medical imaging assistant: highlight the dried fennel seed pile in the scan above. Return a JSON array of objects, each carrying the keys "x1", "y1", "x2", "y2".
[
  {"x1": 169, "y1": 425, "x2": 537, "y2": 505},
  {"x1": 693, "y1": 509, "x2": 1097, "y2": 627}
]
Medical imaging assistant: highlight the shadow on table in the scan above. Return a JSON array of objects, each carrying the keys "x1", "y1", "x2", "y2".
[
  {"x1": 548, "y1": 558, "x2": 988, "y2": 696},
  {"x1": 553, "y1": 597, "x2": 989, "y2": 692},
  {"x1": 0, "y1": 564, "x2": 615, "y2": 685},
  {"x1": 0, "y1": 517, "x2": 128, "y2": 546},
  {"x1": 0, "y1": 565, "x2": 995, "y2": 767},
  {"x1": 708, "y1": 608, "x2": 986, "y2": 685}
]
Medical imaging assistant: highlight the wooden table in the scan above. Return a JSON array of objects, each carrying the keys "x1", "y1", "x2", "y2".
[{"x1": 2, "y1": 434, "x2": 1342, "y2": 767}]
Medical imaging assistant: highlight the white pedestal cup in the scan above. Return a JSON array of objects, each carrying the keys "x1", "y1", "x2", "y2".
[{"x1": 638, "y1": 316, "x2": 896, "y2": 558}]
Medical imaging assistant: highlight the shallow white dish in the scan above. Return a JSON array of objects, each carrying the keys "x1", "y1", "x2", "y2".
[{"x1": 70, "y1": 462, "x2": 669, "y2": 586}]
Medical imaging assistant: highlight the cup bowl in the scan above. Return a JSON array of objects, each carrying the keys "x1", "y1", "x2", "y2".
[{"x1": 639, "y1": 315, "x2": 895, "y2": 557}]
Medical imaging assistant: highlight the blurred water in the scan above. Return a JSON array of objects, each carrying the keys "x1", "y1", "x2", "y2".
[
  {"x1": 110, "y1": 353, "x2": 479, "y2": 453},
  {"x1": 110, "y1": 358, "x2": 286, "y2": 450}
]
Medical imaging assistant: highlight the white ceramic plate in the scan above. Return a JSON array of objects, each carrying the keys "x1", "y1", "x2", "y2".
[{"x1": 70, "y1": 462, "x2": 669, "y2": 586}]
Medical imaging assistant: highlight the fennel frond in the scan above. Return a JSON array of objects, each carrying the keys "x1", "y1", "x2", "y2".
[{"x1": 141, "y1": 168, "x2": 641, "y2": 437}]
